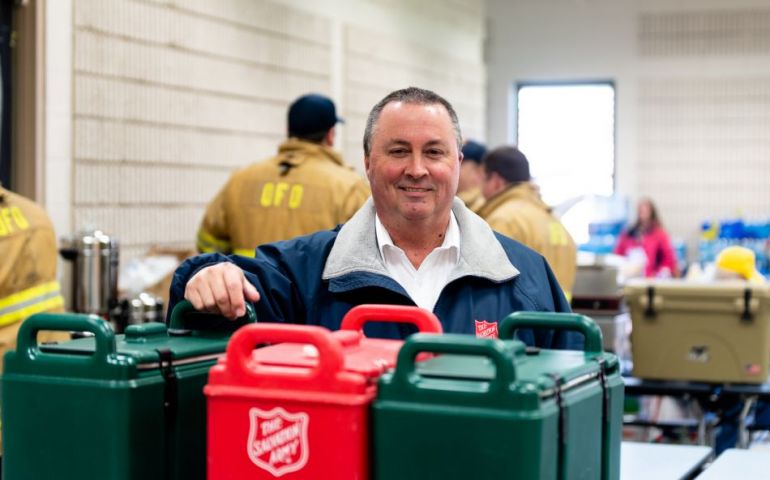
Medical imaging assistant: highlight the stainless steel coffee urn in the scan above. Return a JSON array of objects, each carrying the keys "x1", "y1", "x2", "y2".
[
  {"x1": 121, "y1": 292, "x2": 164, "y2": 326},
  {"x1": 60, "y1": 230, "x2": 120, "y2": 319}
]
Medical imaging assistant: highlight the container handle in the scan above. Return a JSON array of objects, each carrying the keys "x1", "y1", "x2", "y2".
[
  {"x1": 168, "y1": 299, "x2": 257, "y2": 330},
  {"x1": 339, "y1": 304, "x2": 443, "y2": 334},
  {"x1": 15, "y1": 312, "x2": 117, "y2": 366},
  {"x1": 498, "y1": 311, "x2": 603, "y2": 353},
  {"x1": 391, "y1": 333, "x2": 516, "y2": 395},
  {"x1": 224, "y1": 323, "x2": 362, "y2": 391}
]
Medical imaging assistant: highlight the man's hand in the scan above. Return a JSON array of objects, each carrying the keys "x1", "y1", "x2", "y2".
[{"x1": 184, "y1": 263, "x2": 260, "y2": 319}]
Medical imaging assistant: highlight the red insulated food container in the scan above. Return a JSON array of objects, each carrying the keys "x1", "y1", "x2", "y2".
[{"x1": 205, "y1": 305, "x2": 441, "y2": 479}]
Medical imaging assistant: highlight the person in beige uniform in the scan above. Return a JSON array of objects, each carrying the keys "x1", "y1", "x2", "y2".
[
  {"x1": 197, "y1": 94, "x2": 371, "y2": 257},
  {"x1": 0, "y1": 185, "x2": 68, "y2": 451},
  {"x1": 477, "y1": 146, "x2": 577, "y2": 299},
  {"x1": 457, "y1": 140, "x2": 486, "y2": 213},
  {"x1": 0, "y1": 185, "x2": 67, "y2": 371}
]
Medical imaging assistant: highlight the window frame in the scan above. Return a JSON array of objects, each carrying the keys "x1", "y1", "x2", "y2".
[{"x1": 513, "y1": 79, "x2": 618, "y2": 206}]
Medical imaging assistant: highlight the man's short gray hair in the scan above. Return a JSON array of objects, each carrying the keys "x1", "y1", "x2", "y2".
[{"x1": 363, "y1": 87, "x2": 463, "y2": 156}]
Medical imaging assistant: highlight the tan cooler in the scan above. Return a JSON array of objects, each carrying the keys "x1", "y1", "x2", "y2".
[{"x1": 625, "y1": 280, "x2": 770, "y2": 384}]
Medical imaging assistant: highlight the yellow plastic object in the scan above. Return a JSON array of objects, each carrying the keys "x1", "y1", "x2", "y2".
[
  {"x1": 701, "y1": 221, "x2": 719, "y2": 241},
  {"x1": 716, "y1": 246, "x2": 765, "y2": 283}
]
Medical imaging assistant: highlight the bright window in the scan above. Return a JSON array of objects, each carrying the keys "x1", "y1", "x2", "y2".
[{"x1": 516, "y1": 82, "x2": 615, "y2": 208}]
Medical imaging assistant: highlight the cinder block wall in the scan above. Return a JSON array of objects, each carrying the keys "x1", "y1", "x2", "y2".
[
  {"x1": 67, "y1": 0, "x2": 486, "y2": 261},
  {"x1": 342, "y1": 24, "x2": 486, "y2": 168}
]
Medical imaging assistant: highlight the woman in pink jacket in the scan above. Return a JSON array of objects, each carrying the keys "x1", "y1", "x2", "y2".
[{"x1": 614, "y1": 198, "x2": 679, "y2": 278}]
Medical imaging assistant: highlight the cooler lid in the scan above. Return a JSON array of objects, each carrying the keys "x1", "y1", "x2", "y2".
[
  {"x1": 415, "y1": 346, "x2": 605, "y2": 398},
  {"x1": 41, "y1": 322, "x2": 229, "y2": 369},
  {"x1": 6, "y1": 301, "x2": 254, "y2": 380},
  {"x1": 246, "y1": 304, "x2": 441, "y2": 379},
  {"x1": 209, "y1": 323, "x2": 373, "y2": 396},
  {"x1": 250, "y1": 330, "x2": 400, "y2": 379},
  {"x1": 624, "y1": 279, "x2": 770, "y2": 298},
  {"x1": 624, "y1": 279, "x2": 770, "y2": 320},
  {"x1": 377, "y1": 332, "x2": 615, "y2": 410}
]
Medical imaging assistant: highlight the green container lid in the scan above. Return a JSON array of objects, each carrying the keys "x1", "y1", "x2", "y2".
[{"x1": 6, "y1": 300, "x2": 256, "y2": 378}]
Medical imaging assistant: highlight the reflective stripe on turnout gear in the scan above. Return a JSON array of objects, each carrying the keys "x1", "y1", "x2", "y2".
[
  {"x1": 196, "y1": 229, "x2": 231, "y2": 254},
  {"x1": 0, "y1": 281, "x2": 65, "y2": 327}
]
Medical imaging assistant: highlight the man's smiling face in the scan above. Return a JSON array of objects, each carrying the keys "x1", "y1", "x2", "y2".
[{"x1": 364, "y1": 101, "x2": 461, "y2": 228}]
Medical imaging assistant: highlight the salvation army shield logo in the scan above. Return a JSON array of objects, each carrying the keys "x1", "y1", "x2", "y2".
[
  {"x1": 247, "y1": 407, "x2": 310, "y2": 477},
  {"x1": 474, "y1": 320, "x2": 499, "y2": 338}
]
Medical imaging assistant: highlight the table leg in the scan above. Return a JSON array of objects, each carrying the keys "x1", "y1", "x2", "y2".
[{"x1": 737, "y1": 395, "x2": 757, "y2": 449}]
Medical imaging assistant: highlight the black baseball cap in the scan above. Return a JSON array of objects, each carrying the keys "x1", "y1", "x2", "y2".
[
  {"x1": 288, "y1": 94, "x2": 343, "y2": 137},
  {"x1": 461, "y1": 140, "x2": 487, "y2": 164}
]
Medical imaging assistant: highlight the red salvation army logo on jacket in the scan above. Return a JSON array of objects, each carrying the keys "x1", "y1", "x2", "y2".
[
  {"x1": 474, "y1": 320, "x2": 498, "y2": 338},
  {"x1": 247, "y1": 407, "x2": 309, "y2": 477}
]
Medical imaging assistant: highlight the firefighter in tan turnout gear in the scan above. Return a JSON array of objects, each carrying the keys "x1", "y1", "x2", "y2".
[
  {"x1": 478, "y1": 146, "x2": 577, "y2": 300},
  {"x1": 197, "y1": 94, "x2": 371, "y2": 257},
  {"x1": 0, "y1": 185, "x2": 68, "y2": 373}
]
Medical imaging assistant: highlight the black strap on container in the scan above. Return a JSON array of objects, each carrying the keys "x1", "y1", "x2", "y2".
[
  {"x1": 549, "y1": 373, "x2": 567, "y2": 480},
  {"x1": 596, "y1": 357, "x2": 610, "y2": 425},
  {"x1": 644, "y1": 286, "x2": 656, "y2": 318},
  {"x1": 156, "y1": 348, "x2": 177, "y2": 480},
  {"x1": 741, "y1": 288, "x2": 753, "y2": 322}
]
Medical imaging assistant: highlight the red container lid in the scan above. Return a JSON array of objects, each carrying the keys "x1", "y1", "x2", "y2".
[
  {"x1": 251, "y1": 305, "x2": 442, "y2": 379},
  {"x1": 209, "y1": 322, "x2": 370, "y2": 397}
]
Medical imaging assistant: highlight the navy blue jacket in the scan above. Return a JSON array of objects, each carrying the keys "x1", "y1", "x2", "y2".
[{"x1": 169, "y1": 199, "x2": 579, "y2": 349}]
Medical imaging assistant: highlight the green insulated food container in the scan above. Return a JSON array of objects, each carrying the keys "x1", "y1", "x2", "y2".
[
  {"x1": 1, "y1": 300, "x2": 254, "y2": 480},
  {"x1": 500, "y1": 312, "x2": 624, "y2": 480},
  {"x1": 373, "y1": 312, "x2": 622, "y2": 480}
]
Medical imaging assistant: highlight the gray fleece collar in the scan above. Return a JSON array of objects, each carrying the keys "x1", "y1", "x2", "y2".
[{"x1": 322, "y1": 197, "x2": 519, "y2": 283}]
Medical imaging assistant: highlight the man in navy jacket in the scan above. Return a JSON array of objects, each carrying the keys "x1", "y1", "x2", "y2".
[{"x1": 169, "y1": 87, "x2": 578, "y2": 348}]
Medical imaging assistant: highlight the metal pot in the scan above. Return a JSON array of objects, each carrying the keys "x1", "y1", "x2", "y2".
[
  {"x1": 60, "y1": 229, "x2": 119, "y2": 319},
  {"x1": 121, "y1": 292, "x2": 164, "y2": 327}
]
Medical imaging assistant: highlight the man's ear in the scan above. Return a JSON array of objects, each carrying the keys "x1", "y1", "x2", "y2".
[
  {"x1": 488, "y1": 171, "x2": 506, "y2": 194},
  {"x1": 364, "y1": 155, "x2": 371, "y2": 177},
  {"x1": 494, "y1": 171, "x2": 506, "y2": 189},
  {"x1": 324, "y1": 127, "x2": 336, "y2": 146}
]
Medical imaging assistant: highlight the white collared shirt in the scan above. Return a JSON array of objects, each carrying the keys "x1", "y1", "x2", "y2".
[{"x1": 375, "y1": 213, "x2": 460, "y2": 311}]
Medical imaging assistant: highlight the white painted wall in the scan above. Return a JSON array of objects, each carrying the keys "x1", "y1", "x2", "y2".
[
  {"x1": 486, "y1": 0, "x2": 637, "y2": 196},
  {"x1": 45, "y1": 0, "x2": 486, "y2": 263},
  {"x1": 486, "y1": 0, "x2": 770, "y2": 253},
  {"x1": 44, "y1": 0, "x2": 73, "y2": 243}
]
